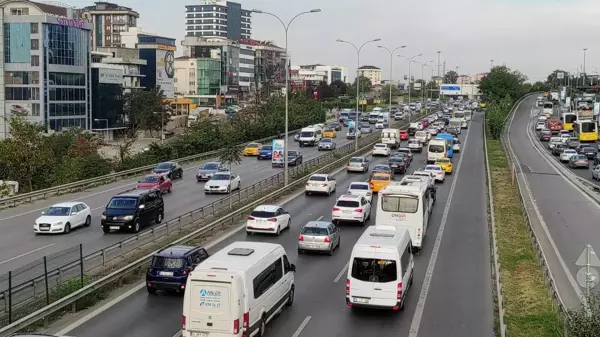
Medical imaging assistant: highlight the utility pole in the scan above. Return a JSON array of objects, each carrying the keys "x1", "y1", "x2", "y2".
[{"x1": 436, "y1": 51, "x2": 441, "y2": 78}]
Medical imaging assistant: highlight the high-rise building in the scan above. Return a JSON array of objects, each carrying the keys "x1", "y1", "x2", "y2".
[
  {"x1": 80, "y1": 2, "x2": 139, "y2": 49},
  {"x1": 184, "y1": 0, "x2": 251, "y2": 41},
  {"x1": 0, "y1": 0, "x2": 93, "y2": 139},
  {"x1": 358, "y1": 65, "x2": 382, "y2": 86}
]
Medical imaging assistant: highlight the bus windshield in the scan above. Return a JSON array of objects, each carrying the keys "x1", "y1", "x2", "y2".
[
  {"x1": 544, "y1": 103, "x2": 553, "y2": 109},
  {"x1": 565, "y1": 114, "x2": 577, "y2": 123},
  {"x1": 581, "y1": 122, "x2": 596, "y2": 133}
]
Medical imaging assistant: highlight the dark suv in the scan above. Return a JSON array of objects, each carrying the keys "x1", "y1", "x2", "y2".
[
  {"x1": 101, "y1": 189, "x2": 164, "y2": 233},
  {"x1": 146, "y1": 245, "x2": 209, "y2": 294}
]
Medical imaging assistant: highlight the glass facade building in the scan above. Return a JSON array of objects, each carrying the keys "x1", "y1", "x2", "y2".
[
  {"x1": 197, "y1": 58, "x2": 221, "y2": 95},
  {"x1": 91, "y1": 68, "x2": 124, "y2": 129}
]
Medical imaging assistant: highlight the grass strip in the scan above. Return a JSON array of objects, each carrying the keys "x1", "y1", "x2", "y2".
[{"x1": 486, "y1": 134, "x2": 561, "y2": 337}]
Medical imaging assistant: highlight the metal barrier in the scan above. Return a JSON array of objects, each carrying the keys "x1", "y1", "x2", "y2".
[{"x1": 0, "y1": 113, "x2": 430, "y2": 333}]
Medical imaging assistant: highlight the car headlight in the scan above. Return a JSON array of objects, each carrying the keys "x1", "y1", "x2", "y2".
[
  {"x1": 123, "y1": 215, "x2": 134, "y2": 221},
  {"x1": 101, "y1": 214, "x2": 107, "y2": 220},
  {"x1": 54, "y1": 222, "x2": 63, "y2": 226}
]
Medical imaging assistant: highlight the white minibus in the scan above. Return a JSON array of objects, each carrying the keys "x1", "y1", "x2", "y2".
[{"x1": 427, "y1": 139, "x2": 448, "y2": 164}]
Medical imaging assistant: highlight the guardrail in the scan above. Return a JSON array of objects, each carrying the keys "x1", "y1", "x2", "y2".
[
  {"x1": 501, "y1": 93, "x2": 571, "y2": 336},
  {"x1": 0, "y1": 113, "x2": 429, "y2": 333}
]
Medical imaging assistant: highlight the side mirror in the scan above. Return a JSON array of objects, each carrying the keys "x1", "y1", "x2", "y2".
[
  {"x1": 139, "y1": 204, "x2": 145, "y2": 209},
  {"x1": 290, "y1": 264, "x2": 297, "y2": 272},
  {"x1": 71, "y1": 212, "x2": 77, "y2": 216},
  {"x1": 41, "y1": 211, "x2": 46, "y2": 215}
]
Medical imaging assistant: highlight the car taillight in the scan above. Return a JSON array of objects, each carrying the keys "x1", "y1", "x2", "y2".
[
  {"x1": 268, "y1": 218, "x2": 277, "y2": 222},
  {"x1": 322, "y1": 184, "x2": 328, "y2": 187},
  {"x1": 324, "y1": 236, "x2": 331, "y2": 243},
  {"x1": 355, "y1": 208, "x2": 363, "y2": 213},
  {"x1": 346, "y1": 279, "x2": 351, "y2": 295},
  {"x1": 247, "y1": 216, "x2": 255, "y2": 220},
  {"x1": 243, "y1": 312, "x2": 249, "y2": 329},
  {"x1": 182, "y1": 315, "x2": 186, "y2": 330},
  {"x1": 233, "y1": 318, "x2": 240, "y2": 334},
  {"x1": 298, "y1": 234, "x2": 304, "y2": 241},
  {"x1": 397, "y1": 282, "x2": 403, "y2": 301},
  {"x1": 360, "y1": 164, "x2": 364, "y2": 167},
  {"x1": 347, "y1": 163, "x2": 350, "y2": 167},
  {"x1": 333, "y1": 207, "x2": 341, "y2": 211},
  {"x1": 366, "y1": 192, "x2": 372, "y2": 196},
  {"x1": 183, "y1": 268, "x2": 191, "y2": 276}
]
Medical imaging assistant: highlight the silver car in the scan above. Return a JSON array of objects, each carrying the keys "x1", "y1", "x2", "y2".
[
  {"x1": 318, "y1": 138, "x2": 336, "y2": 151},
  {"x1": 347, "y1": 156, "x2": 369, "y2": 173},
  {"x1": 196, "y1": 162, "x2": 226, "y2": 182},
  {"x1": 298, "y1": 221, "x2": 340, "y2": 255}
]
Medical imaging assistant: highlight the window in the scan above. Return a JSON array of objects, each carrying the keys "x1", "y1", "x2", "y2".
[
  {"x1": 32, "y1": 103, "x2": 40, "y2": 116},
  {"x1": 30, "y1": 55, "x2": 39, "y2": 66},
  {"x1": 253, "y1": 259, "x2": 283, "y2": 299},
  {"x1": 151, "y1": 256, "x2": 184, "y2": 269},
  {"x1": 381, "y1": 195, "x2": 419, "y2": 213},
  {"x1": 30, "y1": 23, "x2": 38, "y2": 34},
  {"x1": 31, "y1": 39, "x2": 39, "y2": 50},
  {"x1": 351, "y1": 258, "x2": 397, "y2": 283},
  {"x1": 283, "y1": 255, "x2": 291, "y2": 273},
  {"x1": 10, "y1": 8, "x2": 29, "y2": 15},
  {"x1": 401, "y1": 244, "x2": 412, "y2": 277}
]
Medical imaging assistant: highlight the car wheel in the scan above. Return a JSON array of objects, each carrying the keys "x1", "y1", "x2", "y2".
[
  {"x1": 102, "y1": 226, "x2": 110, "y2": 233},
  {"x1": 63, "y1": 223, "x2": 71, "y2": 234},
  {"x1": 84, "y1": 215, "x2": 91, "y2": 227},
  {"x1": 287, "y1": 219, "x2": 291, "y2": 230},
  {"x1": 276, "y1": 225, "x2": 281, "y2": 236},
  {"x1": 168, "y1": 185, "x2": 172, "y2": 193},
  {"x1": 259, "y1": 316, "x2": 267, "y2": 337},
  {"x1": 133, "y1": 220, "x2": 141, "y2": 233},
  {"x1": 286, "y1": 286, "x2": 295, "y2": 307},
  {"x1": 298, "y1": 248, "x2": 304, "y2": 254},
  {"x1": 147, "y1": 287, "x2": 158, "y2": 295},
  {"x1": 327, "y1": 245, "x2": 334, "y2": 256},
  {"x1": 155, "y1": 211, "x2": 164, "y2": 224}
]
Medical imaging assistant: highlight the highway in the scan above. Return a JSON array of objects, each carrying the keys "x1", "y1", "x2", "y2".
[
  {"x1": 508, "y1": 95, "x2": 599, "y2": 307},
  {"x1": 60, "y1": 112, "x2": 494, "y2": 337}
]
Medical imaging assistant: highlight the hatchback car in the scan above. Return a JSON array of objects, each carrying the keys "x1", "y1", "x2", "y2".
[
  {"x1": 408, "y1": 139, "x2": 423, "y2": 152},
  {"x1": 305, "y1": 174, "x2": 337, "y2": 196},
  {"x1": 396, "y1": 148, "x2": 414, "y2": 162},
  {"x1": 399, "y1": 130, "x2": 409, "y2": 140},
  {"x1": 146, "y1": 245, "x2": 209, "y2": 295},
  {"x1": 435, "y1": 158, "x2": 453, "y2": 174},
  {"x1": 370, "y1": 172, "x2": 393, "y2": 193},
  {"x1": 35, "y1": 202, "x2": 92, "y2": 234},
  {"x1": 318, "y1": 138, "x2": 337, "y2": 150},
  {"x1": 332, "y1": 194, "x2": 371, "y2": 226},
  {"x1": 373, "y1": 143, "x2": 391, "y2": 157},
  {"x1": 329, "y1": 122, "x2": 342, "y2": 131},
  {"x1": 568, "y1": 155, "x2": 589, "y2": 169},
  {"x1": 347, "y1": 156, "x2": 369, "y2": 173},
  {"x1": 137, "y1": 174, "x2": 172, "y2": 194},
  {"x1": 101, "y1": 189, "x2": 164, "y2": 233},
  {"x1": 323, "y1": 128, "x2": 337, "y2": 138},
  {"x1": 360, "y1": 125, "x2": 373, "y2": 134},
  {"x1": 298, "y1": 221, "x2": 340, "y2": 255},
  {"x1": 346, "y1": 182, "x2": 373, "y2": 203},
  {"x1": 246, "y1": 204, "x2": 291, "y2": 235},
  {"x1": 552, "y1": 143, "x2": 567, "y2": 156},
  {"x1": 243, "y1": 142, "x2": 262, "y2": 156},
  {"x1": 257, "y1": 145, "x2": 273, "y2": 160},
  {"x1": 196, "y1": 162, "x2": 226, "y2": 181},
  {"x1": 152, "y1": 161, "x2": 183, "y2": 180},
  {"x1": 424, "y1": 165, "x2": 446, "y2": 182}
]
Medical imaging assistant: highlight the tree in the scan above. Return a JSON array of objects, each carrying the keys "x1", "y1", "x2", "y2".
[
  {"x1": 123, "y1": 87, "x2": 170, "y2": 136},
  {"x1": 380, "y1": 84, "x2": 400, "y2": 103},
  {"x1": 329, "y1": 80, "x2": 348, "y2": 97},
  {"x1": 443, "y1": 70, "x2": 459, "y2": 84},
  {"x1": 546, "y1": 69, "x2": 568, "y2": 89},
  {"x1": 479, "y1": 66, "x2": 527, "y2": 103},
  {"x1": 347, "y1": 76, "x2": 373, "y2": 97},
  {"x1": 217, "y1": 122, "x2": 243, "y2": 206},
  {"x1": 566, "y1": 295, "x2": 600, "y2": 337}
]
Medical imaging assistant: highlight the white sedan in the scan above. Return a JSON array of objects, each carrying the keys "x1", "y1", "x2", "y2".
[
  {"x1": 204, "y1": 172, "x2": 241, "y2": 194},
  {"x1": 372, "y1": 143, "x2": 391, "y2": 157},
  {"x1": 346, "y1": 181, "x2": 373, "y2": 203},
  {"x1": 305, "y1": 174, "x2": 336, "y2": 196},
  {"x1": 424, "y1": 165, "x2": 446, "y2": 183},
  {"x1": 34, "y1": 202, "x2": 92, "y2": 234},
  {"x1": 246, "y1": 204, "x2": 291, "y2": 235},
  {"x1": 560, "y1": 149, "x2": 578, "y2": 163}
]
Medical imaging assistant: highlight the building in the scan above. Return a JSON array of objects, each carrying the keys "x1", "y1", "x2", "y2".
[
  {"x1": 240, "y1": 38, "x2": 285, "y2": 96},
  {"x1": 184, "y1": 0, "x2": 251, "y2": 41},
  {"x1": 290, "y1": 66, "x2": 326, "y2": 91},
  {"x1": 96, "y1": 46, "x2": 146, "y2": 92},
  {"x1": 174, "y1": 56, "x2": 198, "y2": 96},
  {"x1": 121, "y1": 27, "x2": 176, "y2": 98},
  {"x1": 90, "y1": 51, "x2": 124, "y2": 140},
  {"x1": 238, "y1": 42, "x2": 254, "y2": 94},
  {"x1": 0, "y1": 0, "x2": 93, "y2": 139},
  {"x1": 471, "y1": 72, "x2": 487, "y2": 84},
  {"x1": 298, "y1": 64, "x2": 347, "y2": 84},
  {"x1": 456, "y1": 75, "x2": 471, "y2": 85},
  {"x1": 80, "y1": 2, "x2": 138, "y2": 49},
  {"x1": 358, "y1": 65, "x2": 382, "y2": 86}
]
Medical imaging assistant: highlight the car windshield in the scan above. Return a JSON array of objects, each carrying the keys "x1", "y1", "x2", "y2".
[
  {"x1": 350, "y1": 184, "x2": 369, "y2": 190},
  {"x1": 336, "y1": 200, "x2": 360, "y2": 208},
  {"x1": 140, "y1": 176, "x2": 159, "y2": 183},
  {"x1": 426, "y1": 166, "x2": 442, "y2": 171},
  {"x1": 324, "y1": 129, "x2": 334, "y2": 133},
  {"x1": 375, "y1": 144, "x2": 386, "y2": 148},
  {"x1": 389, "y1": 158, "x2": 403, "y2": 163},
  {"x1": 151, "y1": 256, "x2": 184, "y2": 269},
  {"x1": 288, "y1": 151, "x2": 298, "y2": 156},
  {"x1": 212, "y1": 174, "x2": 230, "y2": 180},
  {"x1": 565, "y1": 150, "x2": 576, "y2": 154},
  {"x1": 44, "y1": 206, "x2": 71, "y2": 216},
  {"x1": 351, "y1": 258, "x2": 397, "y2": 283},
  {"x1": 300, "y1": 131, "x2": 314, "y2": 137},
  {"x1": 409, "y1": 140, "x2": 419, "y2": 144},
  {"x1": 373, "y1": 166, "x2": 389, "y2": 171},
  {"x1": 437, "y1": 159, "x2": 450, "y2": 163},
  {"x1": 261, "y1": 146, "x2": 273, "y2": 151},
  {"x1": 201, "y1": 163, "x2": 219, "y2": 170},
  {"x1": 247, "y1": 143, "x2": 260, "y2": 148},
  {"x1": 321, "y1": 139, "x2": 332, "y2": 143},
  {"x1": 574, "y1": 155, "x2": 587, "y2": 160},
  {"x1": 372, "y1": 175, "x2": 390, "y2": 181},
  {"x1": 350, "y1": 157, "x2": 363, "y2": 163},
  {"x1": 250, "y1": 210, "x2": 277, "y2": 218},
  {"x1": 301, "y1": 227, "x2": 328, "y2": 236},
  {"x1": 309, "y1": 176, "x2": 326, "y2": 182},
  {"x1": 108, "y1": 197, "x2": 138, "y2": 209},
  {"x1": 583, "y1": 148, "x2": 595, "y2": 152},
  {"x1": 155, "y1": 163, "x2": 172, "y2": 169}
]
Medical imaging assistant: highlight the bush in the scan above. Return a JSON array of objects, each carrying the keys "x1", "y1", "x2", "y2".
[{"x1": 567, "y1": 296, "x2": 600, "y2": 336}]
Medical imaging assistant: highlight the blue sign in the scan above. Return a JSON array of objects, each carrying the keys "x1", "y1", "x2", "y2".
[
  {"x1": 348, "y1": 120, "x2": 356, "y2": 129},
  {"x1": 272, "y1": 139, "x2": 284, "y2": 165},
  {"x1": 440, "y1": 85, "x2": 461, "y2": 91}
]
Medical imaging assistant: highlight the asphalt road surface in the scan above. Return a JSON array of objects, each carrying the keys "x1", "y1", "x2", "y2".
[{"x1": 63, "y1": 112, "x2": 494, "y2": 337}]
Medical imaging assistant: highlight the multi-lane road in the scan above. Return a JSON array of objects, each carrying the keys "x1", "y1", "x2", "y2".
[
  {"x1": 53, "y1": 112, "x2": 494, "y2": 337},
  {"x1": 508, "y1": 95, "x2": 599, "y2": 308}
]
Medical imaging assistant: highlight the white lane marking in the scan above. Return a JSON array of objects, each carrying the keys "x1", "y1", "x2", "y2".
[
  {"x1": 291, "y1": 316, "x2": 312, "y2": 337},
  {"x1": 333, "y1": 262, "x2": 349, "y2": 283},
  {"x1": 171, "y1": 331, "x2": 182, "y2": 337},
  {"x1": 316, "y1": 216, "x2": 324, "y2": 221},
  {"x1": 0, "y1": 244, "x2": 55, "y2": 266},
  {"x1": 407, "y1": 112, "x2": 473, "y2": 337}
]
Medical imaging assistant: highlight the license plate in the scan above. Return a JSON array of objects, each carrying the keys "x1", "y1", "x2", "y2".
[
  {"x1": 191, "y1": 332, "x2": 208, "y2": 337},
  {"x1": 343, "y1": 210, "x2": 352, "y2": 214},
  {"x1": 391, "y1": 165, "x2": 398, "y2": 167},
  {"x1": 109, "y1": 226, "x2": 120, "y2": 230},
  {"x1": 353, "y1": 297, "x2": 369, "y2": 304},
  {"x1": 159, "y1": 271, "x2": 174, "y2": 276}
]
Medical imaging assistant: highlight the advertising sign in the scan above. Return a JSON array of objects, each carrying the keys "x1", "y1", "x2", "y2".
[
  {"x1": 440, "y1": 84, "x2": 462, "y2": 95},
  {"x1": 557, "y1": 72, "x2": 564, "y2": 79},
  {"x1": 566, "y1": 97, "x2": 571, "y2": 109},
  {"x1": 272, "y1": 139, "x2": 284, "y2": 166},
  {"x1": 98, "y1": 68, "x2": 123, "y2": 85},
  {"x1": 413, "y1": 82, "x2": 422, "y2": 91},
  {"x1": 7, "y1": 103, "x2": 32, "y2": 117},
  {"x1": 156, "y1": 49, "x2": 175, "y2": 98},
  {"x1": 594, "y1": 102, "x2": 600, "y2": 116}
]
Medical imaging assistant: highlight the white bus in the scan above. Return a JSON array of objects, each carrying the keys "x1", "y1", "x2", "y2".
[
  {"x1": 376, "y1": 180, "x2": 434, "y2": 250},
  {"x1": 543, "y1": 102, "x2": 554, "y2": 116}
]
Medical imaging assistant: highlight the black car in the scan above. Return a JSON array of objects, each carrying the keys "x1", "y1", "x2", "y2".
[
  {"x1": 152, "y1": 161, "x2": 183, "y2": 180},
  {"x1": 101, "y1": 189, "x2": 165, "y2": 233},
  {"x1": 552, "y1": 143, "x2": 567, "y2": 156},
  {"x1": 593, "y1": 153, "x2": 600, "y2": 166},
  {"x1": 329, "y1": 122, "x2": 342, "y2": 131},
  {"x1": 146, "y1": 245, "x2": 209, "y2": 295},
  {"x1": 408, "y1": 126, "x2": 417, "y2": 136},
  {"x1": 273, "y1": 150, "x2": 303, "y2": 168},
  {"x1": 582, "y1": 147, "x2": 597, "y2": 159},
  {"x1": 387, "y1": 157, "x2": 406, "y2": 174}
]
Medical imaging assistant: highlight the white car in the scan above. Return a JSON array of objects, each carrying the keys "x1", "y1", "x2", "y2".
[
  {"x1": 346, "y1": 181, "x2": 373, "y2": 203},
  {"x1": 347, "y1": 156, "x2": 369, "y2": 172},
  {"x1": 372, "y1": 143, "x2": 391, "y2": 157},
  {"x1": 204, "y1": 172, "x2": 241, "y2": 194},
  {"x1": 246, "y1": 204, "x2": 291, "y2": 235},
  {"x1": 375, "y1": 119, "x2": 387, "y2": 129},
  {"x1": 407, "y1": 139, "x2": 423, "y2": 153},
  {"x1": 428, "y1": 128, "x2": 438, "y2": 136},
  {"x1": 305, "y1": 174, "x2": 337, "y2": 196},
  {"x1": 34, "y1": 202, "x2": 92, "y2": 234},
  {"x1": 560, "y1": 149, "x2": 578, "y2": 162},
  {"x1": 453, "y1": 137, "x2": 461, "y2": 153},
  {"x1": 424, "y1": 164, "x2": 446, "y2": 182},
  {"x1": 535, "y1": 121, "x2": 546, "y2": 131},
  {"x1": 332, "y1": 194, "x2": 371, "y2": 226}
]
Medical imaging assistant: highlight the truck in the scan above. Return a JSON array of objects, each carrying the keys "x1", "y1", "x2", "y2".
[
  {"x1": 547, "y1": 119, "x2": 563, "y2": 134},
  {"x1": 381, "y1": 128, "x2": 400, "y2": 149}
]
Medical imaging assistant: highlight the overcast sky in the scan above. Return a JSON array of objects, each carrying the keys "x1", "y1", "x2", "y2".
[{"x1": 67, "y1": 0, "x2": 600, "y2": 82}]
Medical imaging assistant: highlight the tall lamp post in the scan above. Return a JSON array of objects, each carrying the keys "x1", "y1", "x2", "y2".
[
  {"x1": 336, "y1": 38, "x2": 381, "y2": 151},
  {"x1": 377, "y1": 45, "x2": 406, "y2": 112},
  {"x1": 252, "y1": 8, "x2": 321, "y2": 186},
  {"x1": 398, "y1": 53, "x2": 422, "y2": 120},
  {"x1": 583, "y1": 48, "x2": 588, "y2": 87},
  {"x1": 412, "y1": 60, "x2": 433, "y2": 109},
  {"x1": 424, "y1": 64, "x2": 434, "y2": 106}
]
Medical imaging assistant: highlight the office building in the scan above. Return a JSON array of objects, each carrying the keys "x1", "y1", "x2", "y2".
[
  {"x1": 122, "y1": 27, "x2": 176, "y2": 98},
  {"x1": 298, "y1": 64, "x2": 347, "y2": 84},
  {"x1": 240, "y1": 38, "x2": 285, "y2": 95},
  {"x1": 290, "y1": 66, "x2": 326, "y2": 91},
  {"x1": 0, "y1": 0, "x2": 93, "y2": 139},
  {"x1": 96, "y1": 46, "x2": 146, "y2": 92},
  {"x1": 80, "y1": 2, "x2": 139, "y2": 48},
  {"x1": 185, "y1": 0, "x2": 251, "y2": 41},
  {"x1": 358, "y1": 65, "x2": 382, "y2": 86},
  {"x1": 90, "y1": 52, "x2": 124, "y2": 139}
]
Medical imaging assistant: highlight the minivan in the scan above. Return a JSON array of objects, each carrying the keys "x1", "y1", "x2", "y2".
[{"x1": 101, "y1": 189, "x2": 164, "y2": 233}]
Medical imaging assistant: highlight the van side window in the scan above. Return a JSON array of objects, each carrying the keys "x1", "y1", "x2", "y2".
[
  {"x1": 401, "y1": 245, "x2": 411, "y2": 277},
  {"x1": 253, "y1": 259, "x2": 283, "y2": 299},
  {"x1": 283, "y1": 255, "x2": 291, "y2": 273},
  {"x1": 274, "y1": 257, "x2": 283, "y2": 280}
]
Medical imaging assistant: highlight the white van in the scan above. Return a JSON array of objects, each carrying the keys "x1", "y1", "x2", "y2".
[
  {"x1": 298, "y1": 126, "x2": 322, "y2": 147},
  {"x1": 381, "y1": 128, "x2": 400, "y2": 149},
  {"x1": 427, "y1": 138, "x2": 448, "y2": 163},
  {"x1": 346, "y1": 225, "x2": 414, "y2": 310},
  {"x1": 182, "y1": 242, "x2": 296, "y2": 337},
  {"x1": 369, "y1": 112, "x2": 380, "y2": 124},
  {"x1": 415, "y1": 130, "x2": 428, "y2": 144},
  {"x1": 376, "y1": 180, "x2": 434, "y2": 250}
]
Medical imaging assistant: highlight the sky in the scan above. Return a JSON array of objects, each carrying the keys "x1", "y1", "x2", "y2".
[{"x1": 63, "y1": 0, "x2": 600, "y2": 82}]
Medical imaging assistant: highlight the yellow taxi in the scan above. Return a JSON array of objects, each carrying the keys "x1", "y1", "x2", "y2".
[
  {"x1": 479, "y1": 102, "x2": 487, "y2": 108},
  {"x1": 243, "y1": 142, "x2": 262, "y2": 156},
  {"x1": 370, "y1": 172, "x2": 392, "y2": 193},
  {"x1": 545, "y1": 112, "x2": 552, "y2": 119},
  {"x1": 435, "y1": 158, "x2": 453, "y2": 174},
  {"x1": 323, "y1": 128, "x2": 337, "y2": 138}
]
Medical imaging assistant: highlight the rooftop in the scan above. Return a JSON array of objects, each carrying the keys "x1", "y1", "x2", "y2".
[
  {"x1": 30, "y1": 0, "x2": 68, "y2": 16},
  {"x1": 240, "y1": 38, "x2": 283, "y2": 50},
  {"x1": 359, "y1": 65, "x2": 381, "y2": 70},
  {"x1": 82, "y1": 1, "x2": 139, "y2": 16}
]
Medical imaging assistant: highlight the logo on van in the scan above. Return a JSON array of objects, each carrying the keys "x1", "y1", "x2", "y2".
[
  {"x1": 391, "y1": 213, "x2": 406, "y2": 220},
  {"x1": 199, "y1": 289, "x2": 223, "y2": 308},
  {"x1": 200, "y1": 289, "x2": 222, "y2": 297}
]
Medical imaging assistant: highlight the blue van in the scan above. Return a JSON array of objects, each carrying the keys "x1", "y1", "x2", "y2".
[{"x1": 146, "y1": 245, "x2": 209, "y2": 294}]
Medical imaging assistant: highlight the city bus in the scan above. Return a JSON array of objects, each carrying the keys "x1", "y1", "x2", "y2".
[
  {"x1": 573, "y1": 120, "x2": 598, "y2": 142},
  {"x1": 561, "y1": 112, "x2": 578, "y2": 131}
]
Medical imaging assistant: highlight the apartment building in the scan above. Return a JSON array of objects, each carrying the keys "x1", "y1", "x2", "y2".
[{"x1": 80, "y1": 1, "x2": 139, "y2": 48}]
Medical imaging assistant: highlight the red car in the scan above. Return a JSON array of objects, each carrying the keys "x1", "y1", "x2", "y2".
[
  {"x1": 421, "y1": 120, "x2": 428, "y2": 128},
  {"x1": 137, "y1": 174, "x2": 173, "y2": 194},
  {"x1": 399, "y1": 130, "x2": 409, "y2": 140}
]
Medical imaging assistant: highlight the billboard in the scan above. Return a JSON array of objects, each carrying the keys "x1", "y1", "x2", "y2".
[
  {"x1": 272, "y1": 139, "x2": 284, "y2": 166},
  {"x1": 98, "y1": 68, "x2": 123, "y2": 85},
  {"x1": 6, "y1": 103, "x2": 32, "y2": 117},
  {"x1": 440, "y1": 84, "x2": 462, "y2": 95},
  {"x1": 413, "y1": 82, "x2": 422, "y2": 91},
  {"x1": 156, "y1": 49, "x2": 175, "y2": 97}
]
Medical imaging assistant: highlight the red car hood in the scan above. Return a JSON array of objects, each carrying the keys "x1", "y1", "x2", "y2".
[{"x1": 137, "y1": 183, "x2": 158, "y2": 189}]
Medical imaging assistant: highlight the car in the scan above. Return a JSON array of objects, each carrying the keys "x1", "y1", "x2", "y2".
[
  {"x1": 305, "y1": 174, "x2": 337, "y2": 196},
  {"x1": 346, "y1": 181, "x2": 373, "y2": 203},
  {"x1": 370, "y1": 164, "x2": 394, "y2": 178},
  {"x1": 539, "y1": 133, "x2": 551, "y2": 141},
  {"x1": 204, "y1": 172, "x2": 241, "y2": 194},
  {"x1": 370, "y1": 172, "x2": 392, "y2": 193},
  {"x1": 396, "y1": 147, "x2": 414, "y2": 162},
  {"x1": 535, "y1": 121, "x2": 546, "y2": 130},
  {"x1": 294, "y1": 133, "x2": 300, "y2": 142},
  {"x1": 246, "y1": 204, "x2": 291, "y2": 235},
  {"x1": 318, "y1": 138, "x2": 337, "y2": 151},
  {"x1": 347, "y1": 156, "x2": 369, "y2": 173},
  {"x1": 146, "y1": 245, "x2": 209, "y2": 295},
  {"x1": 332, "y1": 194, "x2": 371, "y2": 226},
  {"x1": 592, "y1": 165, "x2": 600, "y2": 180},
  {"x1": 287, "y1": 150, "x2": 303, "y2": 166},
  {"x1": 393, "y1": 152, "x2": 412, "y2": 167},
  {"x1": 329, "y1": 122, "x2": 342, "y2": 131},
  {"x1": 152, "y1": 161, "x2": 183, "y2": 180},
  {"x1": 101, "y1": 189, "x2": 164, "y2": 233},
  {"x1": 372, "y1": 143, "x2": 391, "y2": 157},
  {"x1": 552, "y1": 143, "x2": 567, "y2": 156},
  {"x1": 428, "y1": 128, "x2": 438, "y2": 136},
  {"x1": 137, "y1": 174, "x2": 172, "y2": 194},
  {"x1": 375, "y1": 119, "x2": 388, "y2": 129},
  {"x1": 560, "y1": 149, "x2": 578, "y2": 162},
  {"x1": 387, "y1": 156, "x2": 407, "y2": 174},
  {"x1": 243, "y1": 142, "x2": 262, "y2": 156},
  {"x1": 435, "y1": 158, "x2": 453, "y2": 174},
  {"x1": 196, "y1": 162, "x2": 226, "y2": 181},
  {"x1": 407, "y1": 139, "x2": 423, "y2": 152},
  {"x1": 257, "y1": 145, "x2": 273, "y2": 160},
  {"x1": 347, "y1": 129, "x2": 362, "y2": 139},
  {"x1": 566, "y1": 137, "x2": 580, "y2": 149},
  {"x1": 298, "y1": 221, "x2": 340, "y2": 255},
  {"x1": 399, "y1": 130, "x2": 409, "y2": 140},
  {"x1": 34, "y1": 202, "x2": 92, "y2": 234},
  {"x1": 424, "y1": 164, "x2": 446, "y2": 182},
  {"x1": 360, "y1": 125, "x2": 373, "y2": 133},
  {"x1": 568, "y1": 154, "x2": 589, "y2": 169},
  {"x1": 323, "y1": 128, "x2": 337, "y2": 138}
]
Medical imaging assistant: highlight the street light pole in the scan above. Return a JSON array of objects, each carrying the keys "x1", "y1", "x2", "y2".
[
  {"x1": 398, "y1": 53, "x2": 422, "y2": 120},
  {"x1": 336, "y1": 38, "x2": 381, "y2": 151},
  {"x1": 436, "y1": 51, "x2": 441, "y2": 78},
  {"x1": 424, "y1": 64, "x2": 434, "y2": 105},
  {"x1": 252, "y1": 8, "x2": 321, "y2": 186},
  {"x1": 583, "y1": 48, "x2": 588, "y2": 87},
  {"x1": 377, "y1": 45, "x2": 406, "y2": 112},
  {"x1": 490, "y1": 59, "x2": 494, "y2": 69},
  {"x1": 412, "y1": 60, "x2": 433, "y2": 109}
]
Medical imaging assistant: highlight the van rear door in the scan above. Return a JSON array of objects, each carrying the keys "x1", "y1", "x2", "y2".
[{"x1": 370, "y1": 248, "x2": 398, "y2": 306}]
